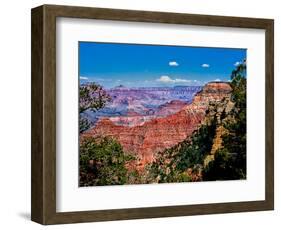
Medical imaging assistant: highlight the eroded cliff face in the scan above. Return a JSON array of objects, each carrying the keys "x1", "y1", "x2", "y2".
[
  {"x1": 193, "y1": 82, "x2": 232, "y2": 104},
  {"x1": 82, "y1": 82, "x2": 232, "y2": 168}
]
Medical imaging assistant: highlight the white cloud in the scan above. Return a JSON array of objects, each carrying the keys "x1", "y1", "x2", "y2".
[
  {"x1": 156, "y1": 75, "x2": 191, "y2": 84},
  {"x1": 201, "y1": 63, "x2": 210, "y2": 68},
  {"x1": 169, "y1": 61, "x2": 179, "y2": 66},
  {"x1": 80, "y1": 76, "x2": 88, "y2": 80},
  {"x1": 234, "y1": 61, "x2": 241, "y2": 66},
  {"x1": 157, "y1": 75, "x2": 174, "y2": 83},
  {"x1": 213, "y1": 78, "x2": 221, "y2": 82}
]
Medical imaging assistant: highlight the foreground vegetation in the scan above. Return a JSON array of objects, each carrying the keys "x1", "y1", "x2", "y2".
[{"x1": 79, "y1": 136, "x2": 137, "y2": 186}]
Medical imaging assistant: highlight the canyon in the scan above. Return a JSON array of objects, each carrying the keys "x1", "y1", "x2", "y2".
[
  {"x1": 82, "y1": 85, "x2": 201, "y2": 126},
  {"x1": 82, "y1": 82, "x2": 232, "y2": 168}
]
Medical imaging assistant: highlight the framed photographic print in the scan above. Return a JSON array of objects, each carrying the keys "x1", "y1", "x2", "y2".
[{"x1": 31, "y1": 4, "x2": 274, "y2": 225}]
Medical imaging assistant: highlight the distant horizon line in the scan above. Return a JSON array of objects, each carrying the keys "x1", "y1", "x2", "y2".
[{"x1": 80, "y1": 80, "x2": 231, "y2": 89}]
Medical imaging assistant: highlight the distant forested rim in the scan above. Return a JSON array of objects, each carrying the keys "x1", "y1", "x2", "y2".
[{"x1": 79, "y1": 60, "x2": 247, "y2": 186}]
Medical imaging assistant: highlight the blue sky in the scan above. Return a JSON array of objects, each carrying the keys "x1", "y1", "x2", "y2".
[{"x1": 79, "y1": 42, "x2": 246, "y2": 88}]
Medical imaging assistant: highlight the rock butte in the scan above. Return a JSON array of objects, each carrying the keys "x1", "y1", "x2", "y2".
[{"x1": 82, "y1": 82, "x2": 232, "y2": 168}]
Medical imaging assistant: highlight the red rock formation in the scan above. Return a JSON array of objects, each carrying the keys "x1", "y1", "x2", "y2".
[
  {"x1": 156, "y1": 100, "x2": 188, "y2": 116},
  {"x1": 83, "y1": 82, "x2": 232, "y2": 168},
  {"x1": 107, "y1": 100, "x2": 188, "y2": 127},
  {"x1": 193, "y1": 82, "x2": 232, "y2": 104}
]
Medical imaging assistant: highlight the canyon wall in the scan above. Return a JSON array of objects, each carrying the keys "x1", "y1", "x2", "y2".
[{"x1": 82, "y1": 82, "x2": 232, "y2": 167}]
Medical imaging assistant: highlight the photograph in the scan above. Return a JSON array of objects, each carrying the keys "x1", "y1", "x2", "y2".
[{"x1": 78, "y1": 42, "x2": 247, "y2": 186}]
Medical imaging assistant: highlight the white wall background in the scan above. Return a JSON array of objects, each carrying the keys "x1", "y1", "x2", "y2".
[{"x1": 0, "y1": 0, "x2": 279, "y2": 229}]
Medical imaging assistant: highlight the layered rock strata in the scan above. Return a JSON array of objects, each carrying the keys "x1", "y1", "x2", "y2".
[{"x1": 83, "y1": 82, "x2": 232, "y2": 167}]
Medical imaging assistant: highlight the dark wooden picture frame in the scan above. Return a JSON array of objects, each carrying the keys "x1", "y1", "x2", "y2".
[{"x1": 31, "y1": 4, "x2": 274, "y2": 225}]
